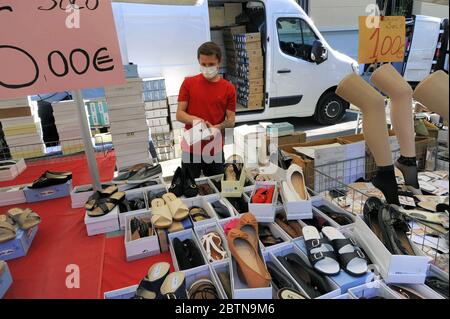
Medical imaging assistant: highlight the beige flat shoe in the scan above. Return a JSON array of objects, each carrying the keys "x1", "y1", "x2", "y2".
[{"x1": 151, "y1": 198, "x2": 173, "y2": 229}]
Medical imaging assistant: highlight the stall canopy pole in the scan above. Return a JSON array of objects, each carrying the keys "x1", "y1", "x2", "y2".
[{"x1": 73, "y1": 90, "x2": 102, "y2": 191}]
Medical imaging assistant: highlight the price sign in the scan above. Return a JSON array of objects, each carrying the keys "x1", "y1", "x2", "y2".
[
  {"x1": 0, "y1": 0, "x2": 125, "y2": 99},
  {"x1": 358, "y1": 16, "x2": 406, "y2": 64}
]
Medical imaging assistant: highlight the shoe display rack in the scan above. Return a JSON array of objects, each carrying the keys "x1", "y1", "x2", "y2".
[
  {"x1": 0, "y1": 97, "x2": 45, "y2": 160},
  {"x1": 104, "y1": 75, "x2": 152, "y2": 171},
  {"x1": 51, "y1": 100, "x2": 88, "y2": 155}
]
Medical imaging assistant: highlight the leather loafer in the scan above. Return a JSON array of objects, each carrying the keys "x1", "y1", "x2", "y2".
[
  {"x1": 169, "y1": 167, "x2": 183, "y2": 197},
  {"x1": 182, "y1": 167, "x2": 198, "y2": 198}
]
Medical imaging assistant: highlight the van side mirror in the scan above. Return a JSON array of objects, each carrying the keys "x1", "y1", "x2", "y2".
[{"x1": 311, "y1": 40, "x2": 328, "y2": 64}]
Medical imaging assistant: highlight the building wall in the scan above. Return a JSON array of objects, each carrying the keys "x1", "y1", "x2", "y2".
[
  {"x1": 309, "y1": 0, "x2": 376, "y2": 31},
  {"x1": 413, "y1": 1, "x2": 449, "y2": 18}
]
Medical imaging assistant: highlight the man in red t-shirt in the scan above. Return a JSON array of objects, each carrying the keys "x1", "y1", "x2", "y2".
[{"x1": 177, "y1": 42, "x2": 236, "y2": 178}]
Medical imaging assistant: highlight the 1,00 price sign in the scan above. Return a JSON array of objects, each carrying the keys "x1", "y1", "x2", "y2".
[{"x1": 358, "y1": 16, "x2": 406, "y2": 64}]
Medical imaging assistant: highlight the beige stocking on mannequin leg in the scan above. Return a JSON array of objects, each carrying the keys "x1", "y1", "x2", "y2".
[
  {"x1": 371, "y1": 64, "x2": 420, "y2": 190},
  {"x1": 413, "y1": 71, "x2": 449, "y2": 123},
  {"x1": 336, "y1": 73, "x2": 400, "y2": 205}
]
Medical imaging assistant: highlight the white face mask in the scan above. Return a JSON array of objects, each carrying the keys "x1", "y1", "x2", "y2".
[{"x1": 200, "y1": 66, "x2": 219, "y2": 80}]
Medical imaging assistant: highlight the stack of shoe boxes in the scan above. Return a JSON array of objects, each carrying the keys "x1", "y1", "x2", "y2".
[
  {"x1": 234, "y1": 33, "x2": 264, "y2": 109},
  {"x1": 223, "y1": 25, "x2": 246, "y2": 83},
  {"x1": 85, "y1": 99, "x2": 109, "y2": 127},
  {"x1": 105, "y1": 77, "x2": 152, "y2": 170},
  {"x1": 51, "y1": 100, "x2": 88, "y2": 155},
  {"x1": 168, "y1": 95, "x2": 183, "y2": 159},
  {"x1": 0, "y1": 97, "x2": 45, "y2": 160},
  {"x1": 143, "y1": 78, "x2": 174, "y2": 162}
]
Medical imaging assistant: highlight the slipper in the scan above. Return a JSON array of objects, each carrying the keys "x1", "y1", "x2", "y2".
[
  {"x1": 303, "y1": 226, "x2": 340, "y2": 276},
  {"x1": 150, "y1": 198, "x2": 173, "y2": 229},
  {"x1": 201, "y1": 232, "x2": 227, "y2": 262},
  {"x1": 87, "y1": 192, "x2": 125, "y2": 218},
  {"x1": 189, "y1": 207, "x2": 210, "y2": 222},
  {"x1": 0, "y1": 215, "x2": 16, "y2": 243},
  {"x1": 399, "y1": 208, "x2": 449, "y2": 229},
  {"x1": 133, "y1": 262, "x2": 171, "y2": 299},
  {"x1": 7, "y1": 208, "x2": 41, "y2": 230},
  {"x1": 321, "y1": 227, "x2": 368, "y2": 277},
  {"x1": 162, "y1": 193, "x2": 189, "y2": 221}
]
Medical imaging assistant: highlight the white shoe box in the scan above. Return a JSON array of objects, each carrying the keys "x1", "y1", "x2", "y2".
[
  {"x1": 0, "y1": 184, "x2": 27, "y2": 207},
  {"x1": 267, "y1": 243, "x2": 341, "y2": 299},
  {"x1": 168, "y1": 229, "x2": 208, "y2": 271},
  {"x1": 0, "y1": 97, "x2": 30, "y2": 107},
  {"x1": 119, "y1": 188, "x2": 149, "y2": 230},
  {"x1": 106, "y1": 95, "x2": 144, "y2": 108},
  {"x1": 116, "y1": 158, "x2": 152, "y2": 172},
  {"x1": 194, "y1": 177, "x2": 221, "y2": 201},
  {"x1": 150, "y1": 124, "x2": 171, "y2": 134},
  {"x1": 84, "y1": 206, "x2": 120, "y2": 236},
  {"x1": 332, "y1": 293, "x2": 354, "y2": 299},
  {"x1": 182, "y1": 196, "x2": 219, "y2": 228},
  {"x1": 146, "y1": 109, "x2": 168, "y2": 118},
  {"x1": 279, "y1": 182, "x2": 312, "y2": 220},
  {"x1": 113, "y1": 132, "x2": 149, "y2": 146},
  {"x1": 144, "y1": 100, "x2": 167, "y2": 111},
  {"x1": 194, "y1": 222, "x2": 229, "y2": 266},
  {"x1": 109, "y1": 106, "x2": 146, "y2": 122},
  {"x1": 114, "y1": 143, "x2": 149, "y2": 157},
  {"x1": 230, "y1": 248, "x2": 273, "y2": 299},
  {"x1": 247, "y1": 181, "x2": 278, "y2": 223},
  {"x1": 0, "y1": 159, "x2": 26, "y2": 182},
  {"x1": 110, "y1": 119, "x2": 148, "y2": 135},
  {"x1": 104, "y1": 78, "x2": 143, "y2": 98},
  {"x1": 171, "y1": 121, "x2": 185, "y2": 130},
  {"x1": 352, "y1": 216, "x2": 429, "y2": 284},
  {"x1": 70, "y1": 185, "x2": 94, "y2": 209},
  {"x1": 147, "y1": 117, "x2": 168, "y2": 127},
  {"x1": 124, "y1": 210, "x2": 160, "y2": 262},
  {"x1": 169, "y1": 104, "x2": 178, "y2": 113},
  {"x1": 168, "y1": 96, "x2": 178, "y2": 105},
  {"x1": 347, "y1": 280, "x2": 400, "y2": 299}
]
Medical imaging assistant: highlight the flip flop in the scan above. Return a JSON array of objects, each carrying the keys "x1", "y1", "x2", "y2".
[
  {"x1": 162, "y1": 193, "x2": 189, "y2": 221},
  {"x1": 150, "y1": 198, "x2": 173, "y2": 229},
  {"x1": 0, "y1": 215, "x2": 16, "y2": 243},
  {"x1": 321, "y1": 227, "x2": 368, "y2": 277},
  {"x1": 87, "y1": 192, "x2": 125, "y2": 217},
  {"x1": 303, "y1": 226, "x2": 340, "y2": 276},
  {"x1": 7, "y1": 208, "x2": 41, "y2": 230}
]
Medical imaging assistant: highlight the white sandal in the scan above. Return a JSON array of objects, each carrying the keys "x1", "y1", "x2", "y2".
[{"x1": 201, "y1": 232, "x2": 227, "y2": 262}]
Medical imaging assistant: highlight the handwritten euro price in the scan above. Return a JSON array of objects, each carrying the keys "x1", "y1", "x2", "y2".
[{"x1": 358, "y1": 16, "x2": 406, "y2": 64}]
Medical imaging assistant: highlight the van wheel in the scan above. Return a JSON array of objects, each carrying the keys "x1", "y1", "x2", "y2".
[{"x1": 314, "y1": 91, "x2": 348, "y2": 125}]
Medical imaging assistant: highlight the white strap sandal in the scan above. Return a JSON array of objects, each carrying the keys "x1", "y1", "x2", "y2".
[{"x1": 201, "y1": 232, "x2": 227, "y2": 262}]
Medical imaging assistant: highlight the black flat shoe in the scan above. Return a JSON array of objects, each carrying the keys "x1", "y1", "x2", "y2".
[
  {"x1": 29, "y1": 174, "x2": 70, "y2": 189},
  {"x1": 184, "y1": 239, "x2": 204, "y2": 269},
  {"x1": 182, "y1": 167, "x2": 198, "y2": 198},
  {"x1": 266, "y1": 262, "x2": 297, "y2": 292},
  {"x1": 173, "y1": 238, "x2": 191, "y2": 271},
  {"x1": 211, "y1": 200, "x2": 230, "y2": 219},
  {"x1": 363, "y1": 197, "x2": 385, "y2": 244},
  {"x1": 169, "y1": 167, "x2": 183, "y2": 197}
]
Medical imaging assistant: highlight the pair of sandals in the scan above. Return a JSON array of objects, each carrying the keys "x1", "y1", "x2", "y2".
[
  {"x1": 130, "y1": 217, "x2": 152, "y2": 241},
  {"x1": 85, "y1": 186, "x2": 125, "y2": 217},
  {"x1": 363, "y1": 197, "x2": 417, "y2": 256},
  {"x1": 0, "y1": 208, "x2": 41, "y2": 243},
  {"x1": 173, "y1": 238, "x2": 205, "y2": 271},
  {"x1": 150, "y1": 193, "x2": 189, "y2": 229},
  {"x1": 187, "y1": 278, "x2": 220, "y2": 299},
  {"x1": 303, "y1": 226, "x2": 368, "y2": 277},
  {"x1": 259, "y1": 226, "x2": 283, "y2": 247},
  {"x1": 252, "y1": 187, "x2": 275, "y2": 204},
  {"x1": 134, "y1": 262, "x2": 186, "y2": 299},
  {"x1": 189, "y1": 207, "x2": 211, "y2": 222},
  {"x1": 275, "y1": 213, "x2": 303, "y2": 238},
  {"x1": 201, "y1": 232, "x2": 227, "y2": 262}
]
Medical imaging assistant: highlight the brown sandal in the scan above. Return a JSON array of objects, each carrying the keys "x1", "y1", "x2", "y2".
[
  {"x1": 189, "y1": 207, "x2": 210, "y2": 222},
  {"x1": 87, "y1": 192, "x2": 125, "y2": 217},
  {"x1": 187, "y1": 278, "x2": 220, "y2": 299}
]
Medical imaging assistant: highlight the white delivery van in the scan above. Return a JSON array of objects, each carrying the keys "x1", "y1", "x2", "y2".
[{"x1": 113, "y1": 0, "x2": 359, "y2": 125}]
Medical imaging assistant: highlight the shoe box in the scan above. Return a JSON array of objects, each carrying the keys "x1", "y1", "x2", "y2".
[
  {"x1": 110, "y1": 119, "x2": 148, "y2": 136},
  {"x1": 109, "y1": 104, "x2": 146, "y2": 121},
  {"x1": 266, "y1": 242, "x2": 341, "y2": 299},
  {"x1": 70, "y1": 185, "x2": 95, "y2": 209},
  {"x1": 181, "y1": 196, "x2": 220, "y2": 228},
  {"x1": 24, "y1": 180, "x2": 72, "y2": 203},
  {"x1": 247, "y1": 181, "x2": 278, "y2": 223},
  {"x1": 193, "y1": 177, "x2": 221, "y2": 201},
  {"x1": 347, "y1": 280, "x2": 401, "y2": 299},
  {"x1": 351, "y1": 216, "x2": 429, "y2": 285},
  {"x1": 0, "y1": 159, "x2": 27, "y2": 182},
  {"x1": 229, "y1": 248, "x2": 273, "y2": 299},
  {"x1": 312, "y1": 198, "x2": 356, "y2": 229},
  {"x1": 0, "y1": 226, "x2": 38, "y2": 261},
  {"x1": 193, "y1": 222, "x2": 230, "y2": 266},
  {"x1": 279, "y1": 182, "x2": 312, "y2": 220},
  {"x1": 84, "y1": 206, "x2": 120, "y2": 237},
  {"x1": 168, "y1": 229, "x2": 208, "y2": 272},
  {"x1": 0, "y1": 262, "x2": 13, "y2": 298},
  {"x1": 0, "y1": 184, "x2": 28, "y2": 207},
  {"x1": 257, "y1": 222, "x2": 291, "y2": 251},
  {"x1": 104, "y1": 78, "x2": 144, "y2": 98},
  {"x1": 124, "y1": 210, "x2": 160, "y2": 262},
  {"x1": 293, "y1": 235, "x2": 375, "y2": 294}
]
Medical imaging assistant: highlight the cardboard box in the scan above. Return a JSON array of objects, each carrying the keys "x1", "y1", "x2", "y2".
[
  {"x1": 0, "y1": 226, "x2": 38, "y2": 261},
  {"x1": 312, "y1": 198, "x2": 356, "y2": 228},
  {"x1": 267, "y1": 131, "x2": 306, "y2": 149},
  {"x1": 209, "y1": 6, "x2": 225, "y2": 28},
  {"x1": 194, "y1": 222, "x2": 229, "y2": 265},
  {"x1": 104, "y1": 285, "x2": 139, "y2": 299},
  {"x1": 221, "y1": 168, "x2": 247, "y2": 198},
  {"x1": 0, "y1": 261, "x2": 13, "y2": 298},
  {"x1": 106, "y1": 94, "x2": 144, "y2": 108},
  {"x1": 0, "y1": 97, "x2": 30, "y2": 108},
  {"x1": 224, "y1": 3, "x2": 242, "y2": 26},
  {"x1": 353, "y1": 217, "x2": 429, "y2": 284},
  {"x1": 0, "y1": 184, "x2": 27, "y2": 207},
  {"x1": 223, "y1": 25, "x2": 246, "y2": 38},
  {"x1": 84, "y1": 206, "x2": 120, "y2": 236},
  {"x1": 248, "y1": 181, "x2": 278, "y2": 223},
  {"x1": 119, "y1": 188, "x2": 150, "y2": 230},
  {"x1": 279, "y1": 182, "x2": 312, "y2": 220},
  {"x1": 184, "y1": 264, "x2": 226, "y2": 299},
  {"x1": 124, "y1": 211, "x2": 160, "y2": 262},
  {"x1": 239, "y1": 85, "x2": 264, "y2": 95},
  {"x1": 24, "y1": 180, "x2": 72, "y2": 203},
  {"x1": 234, "y1": 33, "x2": 261, "y2": 43}
]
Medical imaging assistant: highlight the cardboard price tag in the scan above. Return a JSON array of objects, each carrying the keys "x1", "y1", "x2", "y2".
[{"x1": 358, "y1": 16, "x2": 406, "y2": 64}]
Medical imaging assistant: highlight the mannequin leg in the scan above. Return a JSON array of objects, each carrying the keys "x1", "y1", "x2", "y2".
[
  {"x1": 336, "y1": 73, "x2": 399, "y2": 205},
  {"x1": 413, "y1": 71, "x2": 449, "y2": 122},
  {"x1": 371, "y1": 64, "x2": 419, "y2": 189}
]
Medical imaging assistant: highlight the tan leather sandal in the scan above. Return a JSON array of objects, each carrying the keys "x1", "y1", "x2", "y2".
[{"x1": 7, "y1": 208, "x2": 41, "y2": 230}]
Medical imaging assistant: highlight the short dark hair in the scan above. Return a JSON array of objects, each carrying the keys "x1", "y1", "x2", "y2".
[{"x1": 197, "y1": 42, "x2": 222, "y2": 62}]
